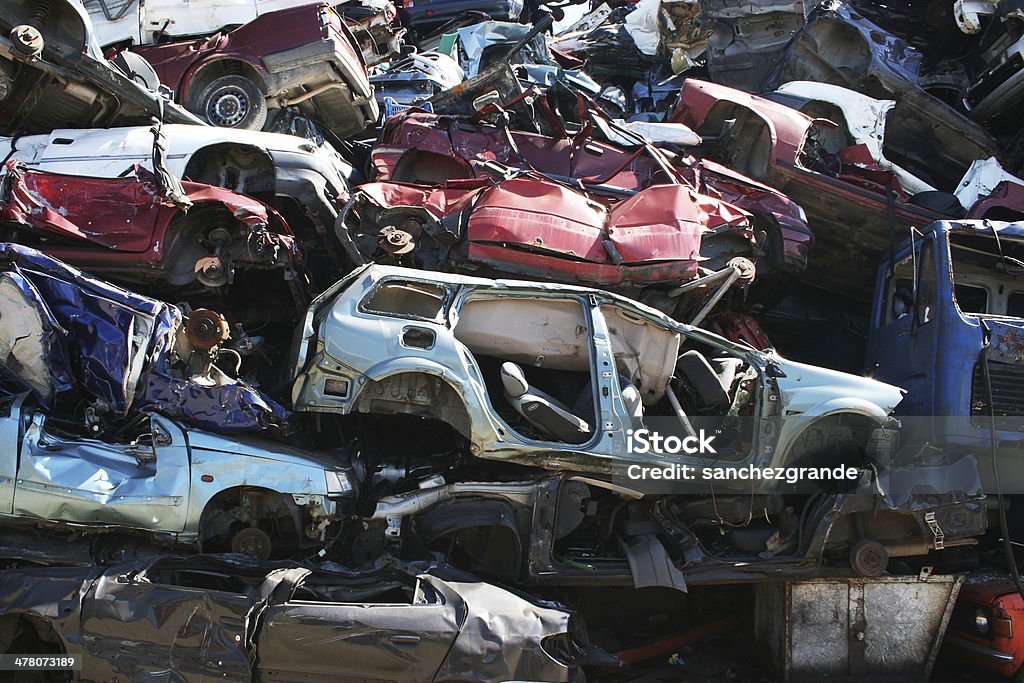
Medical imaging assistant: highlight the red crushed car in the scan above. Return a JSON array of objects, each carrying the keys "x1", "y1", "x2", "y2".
[
  {"x1": 369, "y1": 105, "x2": 812, "y2": 292},
  {"x1": 0, "y1": 161, "x2": 303, "y2": 310},
  {"x1": 133, "y1": 3, "x2": 378, "y2": 138},
  {"x1": 668, "y1": 78, "x2": 1024, "y2": 298},
  {"x1": 340, "y1": 172, "x2": 760, "y2": 320}
]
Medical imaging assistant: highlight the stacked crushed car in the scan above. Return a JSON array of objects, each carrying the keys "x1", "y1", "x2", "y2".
[{"x1": 0, "y1": 0, "x2": 1021, "y2": 679}]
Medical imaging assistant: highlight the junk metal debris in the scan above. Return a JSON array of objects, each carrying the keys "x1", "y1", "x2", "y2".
[{"x1": 1, "y1": 0, "x2": 1023, "y2": 680}]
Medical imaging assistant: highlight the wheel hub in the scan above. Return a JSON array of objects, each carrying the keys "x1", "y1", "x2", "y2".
[{"x1": 209, "y1": 89, "x2": 249, "y2": 127}]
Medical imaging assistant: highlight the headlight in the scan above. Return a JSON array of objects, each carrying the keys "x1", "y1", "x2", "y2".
[
  {"x1": 975, "y1": 608, "x2": 991, "y2": 635},
  {"x1": 325, "y1": 470, "x2": 353, "y2": 495},
  {"x1": 541, "y1": 632, "x2": 581, "y2": 667}
]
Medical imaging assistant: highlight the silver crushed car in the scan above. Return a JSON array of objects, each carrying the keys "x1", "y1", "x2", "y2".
[{"x1": 0, "y1": 555, "x2": 600, "y2": 682}]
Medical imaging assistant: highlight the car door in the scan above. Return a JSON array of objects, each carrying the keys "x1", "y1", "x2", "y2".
[
  {"x1": 0, "y1": 394, "x2": 27, "y2": 514},
  {"x1": 12, "y1": 413, "x2": 191, "y2": 533},
  {"x1": 79, "y1": 558, "x2": 253, "y2": 681},
  {"x1": 867, "y1": 236, "x2": 938, "y2": 417},
  {"x1": 255, "y1": 572, "x2": 462, "y2": 682}
]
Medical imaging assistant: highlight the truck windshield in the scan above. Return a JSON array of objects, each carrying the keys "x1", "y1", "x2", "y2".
[{"x1": 950, "y1": 231, "x2": 1024, "y2": 318}]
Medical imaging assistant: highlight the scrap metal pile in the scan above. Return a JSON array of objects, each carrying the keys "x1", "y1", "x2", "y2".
[{"x1": 0, "y1": 0, "x2": 1021, "y2": 679}]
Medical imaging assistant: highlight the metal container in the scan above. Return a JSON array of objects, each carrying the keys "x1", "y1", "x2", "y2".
[{"x1": 755, "y1": 574, "x2": 963, "y2": 682}]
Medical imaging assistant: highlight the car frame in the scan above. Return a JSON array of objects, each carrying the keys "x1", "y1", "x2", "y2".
[
  {"x1": 0, "y1": 0, "x2": 201, "y2": 134},
  {"x1": 0, "y1": 392, "x2": 354, "y2": 559},
  {"x1": 290, "y1": 263, "x2": 905, "y2": 476}
]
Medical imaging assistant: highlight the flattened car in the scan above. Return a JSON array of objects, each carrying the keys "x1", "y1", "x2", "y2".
[
  {"x1": 0, "y1": 162, "x2": 304, "y2": 306},
  {"x1": 368, "y1": 103, "x2": 812, "y2": 301},
  {"x1": 0, "y1": 556, "x2": 596, "y2": 682},
  {"x1": 669, "y1": 78, "x2": 1024, "y2": 297},
  {"x1": 0, "y1": 0, "x2": 201, "y2": 134}
]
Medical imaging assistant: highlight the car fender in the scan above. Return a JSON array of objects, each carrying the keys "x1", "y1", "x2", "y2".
[
  {"x1": 184, "y1": 449, "x2": 331, "y2": 537},
  {"x1": 772, "y1": 398, "x2": 895, "y2": 467}
]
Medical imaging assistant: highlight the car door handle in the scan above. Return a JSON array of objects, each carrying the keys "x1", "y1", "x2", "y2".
[{"x1": 389, "y1": 634, "x2": 420, "y2": 645}]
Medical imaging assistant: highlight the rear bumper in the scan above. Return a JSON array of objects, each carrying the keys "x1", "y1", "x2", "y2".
[{"x1": 263, "y1": 35, "x2": 379, "y2": 137}]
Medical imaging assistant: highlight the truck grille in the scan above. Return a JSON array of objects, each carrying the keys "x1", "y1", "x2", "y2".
[{"x1": 971, "y1": 360, "x2": 1024, "y2": 418}]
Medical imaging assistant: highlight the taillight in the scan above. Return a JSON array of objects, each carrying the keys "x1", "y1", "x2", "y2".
[{"x1": 321, "y1": 7, "x2": 344, "y2": 35}]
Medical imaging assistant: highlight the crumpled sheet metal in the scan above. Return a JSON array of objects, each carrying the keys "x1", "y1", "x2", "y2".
[
  {"x1": 874, "y1": 449, "x2": 986, "y2": 510},
  {"x1": 0, "y1": 557, "x2": 584, "y2": 683},
  {"x1": 433, "y1": 577, "x2": 574, "y2": 681},
  {"x1": 0, "y1": 161, "x2": 300, "y2": 283},
  {"x1": 454, "y1": 21, "x2": 551, "y2": 77},
  {"x1": 0, "y1": 243, "x2": 289, "y2": 434},
  {"x1": 350, "y1": 175, "x2": 753, "y2": 286}
]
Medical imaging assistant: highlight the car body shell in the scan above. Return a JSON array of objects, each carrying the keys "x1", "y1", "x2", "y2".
[
  {"x1": 0, "y1": 161, "x2": 300, "y2": 289},
  {"x1": 0, "y1": 124, "x2": 355, "y2": 262},
  {"x1": 0, "y1": 556, "x2": 583, "y2": 681},
  {"x1": 133, "y1": 3, "x2": 379, "y2": 138},
  {"x1": 290, "y1": 264, "x2": 905, "y2": 478},
  {"x1": 0, "y1": 0, "x2": 201, "y2": 134},
  {"x1": 370, "y1": 108, "x2": 812, "y2": 281},
  {"x1": 669, "y1": 78, "x2": 1024, "y2": 298},
  {"x1": 0, "y1": 393, "x2": 351, "y2": 546}
]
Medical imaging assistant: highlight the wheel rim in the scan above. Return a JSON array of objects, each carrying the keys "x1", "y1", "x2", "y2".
[
  {"x1": 206, "y1": 86, "x2": 250, "y2": 127},
  {"x1": 232, "y1": 528, "x2": 271, "y2": 559}
]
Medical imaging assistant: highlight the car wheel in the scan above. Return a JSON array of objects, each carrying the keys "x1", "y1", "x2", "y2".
[
  {"x1": 850, "y1": 539, "x2": 888, "y2": 577},
  {"x1": 231, "y1": 527, "x2": 274, "y2": 559},
  {"x1": 195, "y1": 75, "x2": 268, "y2": 130}
]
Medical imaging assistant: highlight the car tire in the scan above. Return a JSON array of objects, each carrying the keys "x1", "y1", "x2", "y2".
[
  {"x1": 195, "y1": 75, "x2": 268, "y2": 130},
  {"x1": 231, "y1": 527, "x2": 274, "y2": 559},
  {"x1": 850, "y1": 539, "x2": 888, "y2": 577}
]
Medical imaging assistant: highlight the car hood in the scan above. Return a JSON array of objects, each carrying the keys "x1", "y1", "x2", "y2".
[{"x1": 772, "y1": 356, "x2": 905, "y2": 416}]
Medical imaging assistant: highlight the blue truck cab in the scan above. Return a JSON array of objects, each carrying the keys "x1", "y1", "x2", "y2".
[{"x1": 866, "y1": 220, "x2": 1024, "y2": 493}]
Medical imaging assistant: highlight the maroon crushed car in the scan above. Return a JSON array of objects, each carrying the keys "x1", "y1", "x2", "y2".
[
  {"x1": 0, "y1": 161, "x2": 305, "y2": 316},
  {"x1": 668, "y1": 78, "x2": 1024, "y2": 298},
  {"x1": 133, "y1": 3, "x2": 378, "y2": 138},
  {"x1": 339, "y1": 170, "x2": 764, "y2": 321},
  {"x1": 368, "y1": 105, "x2": 812, "y2": 295}
]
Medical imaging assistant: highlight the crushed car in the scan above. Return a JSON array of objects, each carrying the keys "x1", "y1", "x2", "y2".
[
  {"x1": 0, "y1": 245, "x2": 360, "y2": 558},
  {"x1": 368, "y1": 101, "x2": 813, "y2": 304},
  {"x1": 0, "y1": 161, "x2": 306, "y2": 314},
  {"x1": 0, "y1": 392, "x2": 353, "y2": 559},
  {"x1": 0, "y1": 123, "x2": 356, "y2": 287},
  {"x1": 337, "y1": 174, "x2": 762, "y2": 321},
  {"x1": 87, "y1": 0, "x2": 406, "y2": 67},
  {"x1": 132, "y1": 3, "x2": 379, "y2": 137},
  {"x1": 0, "y1": 555, "x2": 601, "y2": 682},
  {"x1": 286, "y1": 264, "x2": 985, "y2": 587},
  {"x1": 0, "y1": 0, "x2": 201, "y2": 134},
  {"x1": 0, "y1": 242, "x2": 291, "y2": 435},
  {"x1": 763, "y1": 1, "x2": 999, "y2": 146},
  {"x1": 669, "y1": 78, "x2": 1024, "y2": 297}
]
